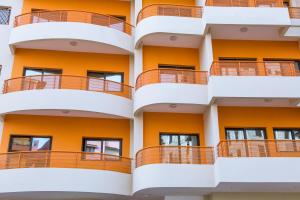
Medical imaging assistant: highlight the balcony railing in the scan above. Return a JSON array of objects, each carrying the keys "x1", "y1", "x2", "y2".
[
  {"x1": 137, "y1": 4, "x2": 202, "y2": 23},
  {"x1": 289, "y1": 7, "x2": 300, "y2": 18},
  {"x1": 0, "y1": 151, "x2": 132, "y2": 173},
  {"x1": 136, "y1": 69, "x2": 208, "y2": 90},
  {"x1": 206, "y1": 0, "x2": 284, "y2": 7},
  {"x1": 136, "y1": 146, "x2": 215, "y2": 167},
  {"x1": 218, "y1": 140, "x2": 300, "y2": 157},
  {"x1": 210, "y1": 61, "x2": 300, "y2": 76},
  {"x1": 3, "y1": 75, "x2": 133, "y2": 99},
  {"x1": 14, "y1": 10, "x2": 134, "y2": 35}
]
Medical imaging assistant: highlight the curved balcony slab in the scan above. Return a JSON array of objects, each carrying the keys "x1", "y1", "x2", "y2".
[
  {"x1": 0, "y1": 89, "x2": 133, "y2": 118},
  {"x1": 134, "y1": 83, "x2": 208, "y2": 114},
  {"x1": 0, "y1": 168, "x2": 131, "y2": 199},
  {"x1": 9, "y1": 22, "x2": 134, "y2": 54},
  {"x1": 133, "y1": 164, "x2": 215, "y2": 195},
  {"x1": 135, "y1": 16, "x2": 205, "y2": 48}
]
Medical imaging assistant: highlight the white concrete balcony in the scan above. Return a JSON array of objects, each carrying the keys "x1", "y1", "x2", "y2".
[
  {"x1": 134, "y1": 69, "x2": 209, "y2": 114},
  {"x1": 9, "y1": 10, "x2": 134, "y2": 54},
  {"x1": 0, "y1": 75, "x2": 133, "y2": 118},
  {"x1": 135, "y1": 4, "x2": 205, "y2": 48}
]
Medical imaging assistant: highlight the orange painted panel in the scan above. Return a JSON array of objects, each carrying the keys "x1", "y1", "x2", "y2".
[
  {"x1": 143, "y1": 112, "x2": 205, "y2": 147},
  {"x1": 143, "y1": 0, "x2": 196, "y2": 7},
  {"x1": 143, "y1": 46, "x2": 200, "y2": 71},
  {"x1": 12, "y1": 49, "x2": 130, "y2": 85},
  {"x1": 1, "y1": 115, "x2": 131, "y2": 157},
  {"x1": 213, "y1": 40, "x2": 300, "y2": 61},
  {"x1": 218, "y1": 107, "x2": 300, "y2": 140},
  {"x1": 22, "y1": 0, "x2": 131, "y2": 24}
]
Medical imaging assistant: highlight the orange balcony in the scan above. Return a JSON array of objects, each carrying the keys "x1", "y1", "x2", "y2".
[
  {"x1": 3, "y1": 75, "x2": 133, "y2": 99},
  {"x1": 136, "y1": 69, "x2": 208, "y2": 90},
  {"x1": 0, "y1": 151, "x2": 132, "y2": 173},
  {"x1": 206, "y1": 0, "x2": 284, "y2": 7},
  {"x1": 14, "y1": 10, "x2": 134, "y2": 35},
  {"x1": 210, "y1": 61, "x2": 300, "y2": 76},
  {"x1": 289, "y1": 7, "x2": 300, "y2": 18},
  {"x1": 136, "y1": 146, "x2": 215, "y2": 167},
  {"x1": 218, "y1": 140, "x2": 300, "y2": 157},
  {"x1": 137, "y1": 4, "x2": 202, "y2": 23}
]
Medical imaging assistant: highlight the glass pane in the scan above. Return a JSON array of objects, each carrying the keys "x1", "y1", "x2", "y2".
[
  {"x1": 160, "y1": 135, "x2": 179, "y2": 146},
  {"x1": 102, "y1": 140, "x2": 121, "y2": 156},
  {"x1": 179, "y1": 135, "x2": 199, "y2": 146},
  {"x1": 0, "y1": 8, "x2": 10, "y2": 25},
  {"x1": 11, "y1": 137, "x2": 31, "y2": 151},
  {"x1": 88, "y1": 78, "x2": 105, "y2": 91},
  {"x1": 294, "y1": 130, "x2": 300, "y2": 140},
  {"x1": 105, "y1": 74, "x2": 122, "y2": 83},
  {"x1": 245, "y1": 129, "x2": 266, "y2": 140},
  {"x1": 226, "y1": 129, "x2": 245, "y2": 140},
  {"x1": 84, "y1": 140, "x2": 102, "y2": 153},
  {"x1": 31, "y1": 137, "x2": 51, "y2": 151},
  {"x1": 274, "y1": 130, "x2": 293, "y2": 140},
  {"x1": 43, "y1": 70, "x2": 61, "y2": 75},
  {"x1": 88, "y1": 72, "x2": 105, "y2": 79},
  {"x1": 24, "y1": 69, "x2": 42, "y2": 76}
]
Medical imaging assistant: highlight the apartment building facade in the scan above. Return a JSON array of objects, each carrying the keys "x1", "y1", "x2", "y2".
[{"x1": 0, "y1": 0, "x2": 299, "y2": 199}]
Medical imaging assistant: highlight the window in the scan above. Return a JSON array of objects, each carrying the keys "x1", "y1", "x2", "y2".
[
  {"x1": 158, "y1": 65, "x2": 195, "y2": 83},
  {"x1": 160, "y1": 133, "x2": 199, "y2": 146},
  {"x1": 22, "y1": 67, "x2": 62, "y2": 90},
  {"x1": 225, "y1": 128, "x2": 267, "y2": 157},
  {"x1": 226, "y1": 128, "x2": 267, "y2": 140},
  {"x1": 9, "y1": 136, "x2": 52, "y2": 152},
  {"x1": 82, "y1": 138, "x2": 122, "y2": 156},
  {"x1": 218, "y1": 58, "x2": 258, "y2": 76},
  {"x1": 87, "y1": 71, "x2": 124, "y2": 92},
  {"x1": 274, "y1": 129, "x2": 300, "y2": 152},
  {"x1": 263, "y1": 59, "x2": 300, "y2": 75},
  {"x1": 0, "y1": 7, "x2": 11, "y2": 25}
]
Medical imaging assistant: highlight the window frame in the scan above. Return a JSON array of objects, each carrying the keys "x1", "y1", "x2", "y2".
[
  {"x1": 159, "y1": 133, "x2": 200, "y2": 146},
  {"x1": 273, "y1": 128, "x2": 300, "y2": 152},
  {"x1": 158, "y1": 64, "x2": 195, "y2": 70},
  {"x1": 87, "y1": 71, "x2": 124, "y2": 83},
  {"x1": 0, "y1": 7, "x2": 11, "y2": 25},
  {"x1": 82, "y1": 137, "x2": 123, "y2": 156},
  {"x1": 225, "y1": 128, "x2": 267, "y2": 140},
  {"x1": 8, "y1": 135, "x2": 52, "y2": 152},
  {"x1": 23, "y1": 67, "x2": 62, "y2": 76}
]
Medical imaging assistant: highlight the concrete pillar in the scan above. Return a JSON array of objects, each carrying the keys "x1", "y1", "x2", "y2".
[
  {"x1": 199, "y1": 31, "x2": 213, "y2": 72},
  {"x1": 204, "y1": 104, "x2": 220, "y2": 158},
  {"x1": 134, "y1": 0, "x2": 143, "y2": 23}
]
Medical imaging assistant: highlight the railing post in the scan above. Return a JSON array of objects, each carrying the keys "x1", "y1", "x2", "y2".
[{"x1": 18, "y1": 152, "x2": 22, "y2": 168}]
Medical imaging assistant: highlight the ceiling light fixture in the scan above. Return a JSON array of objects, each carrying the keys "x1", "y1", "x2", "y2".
[
  {"x1": 240, "y1": 27, "x2": 248, "y2": 33},
  {"x1": 70, "y1": 41, "x2": 78, "y2": 46},
  {"x1": 169, "y1": 35, "x2": 178, "y2": 41},
  {"x1": 169, "y1": 104, "x2": 177, "y2": 108},
  {"x1": 61, "y1": 110, "x2": 71, "y2": 114}
]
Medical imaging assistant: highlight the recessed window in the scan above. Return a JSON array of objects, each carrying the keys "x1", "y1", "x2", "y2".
[
  {"x1": 87, "y1": 71, "x2": 124, "y2": 92},
  {"x1": 274, "y1": 129, "x2": 300, "y2": 152},
  {"x1": 82, "y1": 138, "x2": 122, "y2": 156},
  {"x1": 160, "y1": 133, "x2": 199, "y2": 146},
  {"x1": 22, "y1": 67, "x2": 62, "y2": 90},
  {"x1": 9, "y1": 136, "x2": 52, "y2": 152},
  {"x1": 226, "y1": 128, "x2": 267, "y2": 140},
  {"x1": 158, "y1": 65, "x2": 196, "y2": 83},
  {"x1": 217, "y1": 58, "x2": 258, "y2": 76},
  {"x1": 0, "y1": 7, "x2": 11, "y2": 25}
]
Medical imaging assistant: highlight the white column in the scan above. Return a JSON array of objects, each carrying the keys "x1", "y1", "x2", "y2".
[
  {"x1": 165, "y1": 196, "x2": 205, "y2": 200},
  {"x1": 0, "y1": 116, "x2": 5, "y2": 146},
  {"x1": 0, "y1": 0, "x2": 23, "y2": 92},
  {"x1": 134, "y1": 47, "x2": 143, "y2": 81},
  {"x1": 134, "y1": 0, "x2": 143, "y2": 23},
  {"x1": 199, "y1": 31, "x2": 213, "y2": 72},
  {"x1": 204, "y1": 104, "x2": 220, "y2": 147},
  {"x1": 132, "y1": 112, "x2": 143, "y2": 155}
]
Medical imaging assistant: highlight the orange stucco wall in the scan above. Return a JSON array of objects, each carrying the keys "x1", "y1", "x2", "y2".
[
  {"x1": 143, "y1": 0, "x2": 196, "y2": 7},
  {"x1": 213, "y1": 40, "x2": 300, "y2": 61},
  {"x1": 143, "y1": 46, "x2": 200, "y2": 71},
  {"x1": 143, "y1": 112, "x2": 205, "y2": 147},
  {"x1": 22, "y1": 0, "x2": 131, "y2": 23},
  {"x1": 11, "y1": 49, "x2": 130, "y2": 84},
  {"x1": 1, "y1": 115, "x2": 130, "y2": 157},
  {"x1": 218, "y1": 107, "x2": 300, "y2": 140}
]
